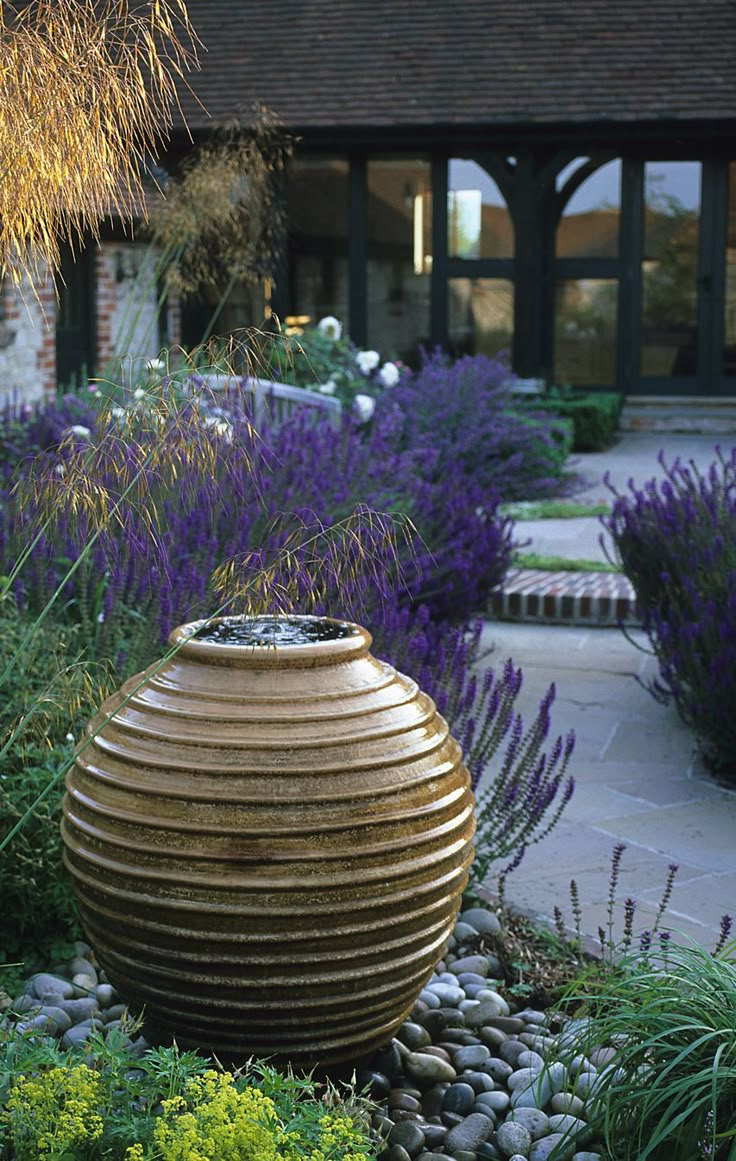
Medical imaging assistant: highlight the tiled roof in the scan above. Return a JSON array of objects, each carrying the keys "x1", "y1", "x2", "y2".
[{"x1": 175, "y1": 0, "x2": 736, "y2": 132}]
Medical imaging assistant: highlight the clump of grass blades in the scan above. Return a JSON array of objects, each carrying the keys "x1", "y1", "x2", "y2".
[
  {"x1": 558, "y1": 939, "x2": 736, "y2": 1161},
  {"x1": 513, "y1": 551, "x2": 621, "y2": 574}
]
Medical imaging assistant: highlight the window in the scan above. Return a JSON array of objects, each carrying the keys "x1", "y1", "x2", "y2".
[
  {"x1": 556, "y1": 159, "x2": 621, "y2": 258},
  {"x1": 641, "y1": 161, "x2": 700, "y2": 377},
  {"x1": 555, "y1": 279, "x2": 618, "y2": 385},
  {"x1": 286, "y1": 157, "x2": 349, "y2": 329},
  {"x1": 448, "y1": 160, "x2": 513, "y2": 259},
  {"x1": 366, "y1": 159, "x2": 432, "y2": 360},
  {"x1": 448, "y1": 278, "x2": 513, "y2": 359}
]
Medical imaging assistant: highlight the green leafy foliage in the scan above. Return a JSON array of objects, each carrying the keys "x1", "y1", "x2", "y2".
[
  {"x1": 526, "y1": 391, "x2": 623, "y2": 452},
  {"x1": 557, "y1": 940, "x2": 736, "y2": 1161},
  {"x1": 0, "y1": 603, "x2": 111, "y2": 976}
]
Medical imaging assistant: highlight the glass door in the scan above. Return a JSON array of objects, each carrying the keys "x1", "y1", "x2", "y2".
[{"x1": 640, "y1": 161, "x2": 701, "y2": 391}]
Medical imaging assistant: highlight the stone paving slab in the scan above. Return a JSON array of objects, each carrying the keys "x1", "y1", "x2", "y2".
[
  {"x1": 475, "y1": 435, "x2": 736, "y2": 947},
  {"x1": 493, "y1": 432, "x2": 735, "y2": 627},
  {"x1": 474, "y1": 621, "x2": 736, "y2": 949}
]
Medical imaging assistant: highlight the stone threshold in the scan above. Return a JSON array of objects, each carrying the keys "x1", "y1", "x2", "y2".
[{"x1": 491, "y1": 567, "x2": 637, "y2": 626}]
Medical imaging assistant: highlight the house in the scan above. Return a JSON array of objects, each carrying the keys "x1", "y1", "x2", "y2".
[{"x1": 5, "y1": 0, "x2": 736, "y2": 403}]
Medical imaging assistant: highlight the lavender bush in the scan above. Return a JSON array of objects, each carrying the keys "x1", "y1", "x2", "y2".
[
  {"x1": 604, "y1": 448, "x2": 736, "y2": 776},
  {"x1": 0, "y1": 384, "x2": 575, "y2": 960},
  {"x1": 386, "y1": 349, "x2": 574, "y2": 501}
]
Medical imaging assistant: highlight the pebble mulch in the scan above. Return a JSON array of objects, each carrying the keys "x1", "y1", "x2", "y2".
[{"x1": 1, "y1": 906, "x2": 612, "y2": 1161}]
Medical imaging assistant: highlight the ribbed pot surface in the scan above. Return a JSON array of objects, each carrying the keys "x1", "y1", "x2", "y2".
[{"x1": 62, "y1": 616, "x2": 475, "y2": 1065}]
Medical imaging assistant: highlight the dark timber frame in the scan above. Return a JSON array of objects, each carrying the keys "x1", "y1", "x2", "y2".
[{"x1": 271, "y1": 125, "x2": 735, "y2": 397}]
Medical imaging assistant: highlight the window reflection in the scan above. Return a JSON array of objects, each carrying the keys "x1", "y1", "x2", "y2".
[
  {"x1": 286, "y1": 157, "x2": 349, "y2": 329},
  {"x1": 641, "y1": 161, "x2": 700, "y2": 378},
  {"x1": 556, "y1": 159, "x2": 621, "y2": 258},
  {"x1": 448, "y1": 160, "x2": 513, "y2": 259},
  {"x1": 448, "y1": 278, "x2": 513, "y2": 359},
  {"x1": 555, "y1": 279, "x2": 618, "y2": 386},
  {"x1": 366, "y1": 159, "x2": 431, "y2": 361}
]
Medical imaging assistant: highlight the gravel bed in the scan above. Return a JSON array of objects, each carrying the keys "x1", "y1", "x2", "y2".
[{"x1": 1, "y1": 906, "x2": 610, "y2": 1161}]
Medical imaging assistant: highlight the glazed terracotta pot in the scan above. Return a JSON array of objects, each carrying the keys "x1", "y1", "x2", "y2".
[{"x1": 62, "y1": 615, "x2": 475, "y2": 1066}]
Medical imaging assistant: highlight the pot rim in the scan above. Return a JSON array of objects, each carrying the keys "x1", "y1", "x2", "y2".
[{"x1": 169, "y1": 614, "x2": 373, "y2": 665}]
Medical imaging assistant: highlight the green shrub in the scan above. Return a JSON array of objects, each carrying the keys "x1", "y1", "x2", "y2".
[
  {"x1": 558, "y1": 939, "x2": 736, "y2": 1160},
  {"x1": 0, "y1": 604, "x2": 110, "y2": 977},
  {"x1": 525, "y1": 391, "x2": 622, "y2": 452}
]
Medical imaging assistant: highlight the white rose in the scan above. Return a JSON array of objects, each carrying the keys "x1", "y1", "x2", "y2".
[
  {"x1": 378, "y1": 361, "x2": 400, "y2": 388},
  {"x1": 317, "y1": 316, "x2": 342, "y2": 341},
  {"x1": 353, "y1": 393, "x2": 376, "y2": 423},
  {"x1": 356, "y1": 349, "x2": 380, "y2": 374},
  {"x1": 319, "y1": 380, "x2": 337, "y2": 395}
]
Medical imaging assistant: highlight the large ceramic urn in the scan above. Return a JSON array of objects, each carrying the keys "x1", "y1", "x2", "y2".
[{"x1": 62, "y1": 615, "x2": 475, "y2": 1066}]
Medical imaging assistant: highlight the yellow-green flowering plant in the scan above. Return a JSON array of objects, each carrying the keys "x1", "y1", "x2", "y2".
[
  {"x1": 0, "y1": 1033, "x2": 378, "y2": 1160},
  {"x1": 1, "y1": 1063, "x2": 104, "y2": 1160}
]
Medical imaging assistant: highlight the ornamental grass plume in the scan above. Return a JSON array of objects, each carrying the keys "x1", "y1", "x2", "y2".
[
  {"x1": 0, "y1": 0, "x2": 198, "y2": 283},
  {"x1": 149, "y1": 108, "x2": 293, "y2": 302},
  {"x1": 113, "y1": 109, "x2": 293, "y2": 361}
]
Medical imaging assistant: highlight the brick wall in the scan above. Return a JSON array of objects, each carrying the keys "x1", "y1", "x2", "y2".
[
  {"x1": 96, "y1": 243, "x2": 173, "y2": 379},
  {"x1": 0, "y1": 267, "x2": 56, "y2": 404}
]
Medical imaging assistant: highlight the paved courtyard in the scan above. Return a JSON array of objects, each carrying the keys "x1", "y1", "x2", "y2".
[{"x1": 479, "y1": 433, "x2": 736, "y2": 949}]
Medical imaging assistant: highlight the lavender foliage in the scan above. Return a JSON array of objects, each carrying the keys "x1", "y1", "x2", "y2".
[
  {"x1": 385, "y1": 349, "x2": 574, "y2": 501},
  {"x1": 605, "y1": 449, "x2": 736, "y2": 777}
]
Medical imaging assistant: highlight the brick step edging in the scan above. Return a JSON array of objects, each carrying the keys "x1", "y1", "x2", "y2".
[{"x1": 491, "y1": 568, "x2": 638, "y2": 626}]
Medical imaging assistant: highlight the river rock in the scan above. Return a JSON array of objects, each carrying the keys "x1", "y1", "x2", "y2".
[
  {"x1": 453, "y1": 1044, "x2": 491, "y2": 1070},
  {"x1": 460, "y1": 908, "x2": 502, "y2": 938},
  {"x1": 419, "y1": 988, "x2": 441, "y2": 1009},
  {"x1": 482, "y1": 1088, "x2": 512, "y2": 1114},
  {"x1": 388, "y1": 1120, "x2": 426, "y2": 1156},
  {"x1": 443, "y1": 1082, "x2": 476, "y2": 1115},
  {"x1": 398, "y1": 1021, "x2": 432, "y2": 1050},
  {"x1": 37, "y1": 1005, "x2": 72, "y2": 1036},
  {"x1": 507, "y1": 1108, "x2": 551, "y2": 1139},
  {"x1": 389, "y1": 1091, "x2": 422, "y2": 1113},
  {"x1": 530, "y1": 1134, "x2": 575, "y2": 1161},
  {"x1": 516, "y1": 1050, "x2": 545, "y2": 1072},
  {"x1": 548, "y1": 1114, "x2": 591, "y2": 1145},
  {"x1": 56, "y1": 997, "x2": 101, "y2": 1022},
  {"x1": 550, "y1": 1093, "x2": 586, "y2": 1118},
  {"x1": 461, "y1": 1070, "x2": 494, "y2": 1093},
  {"x1": 454, "y1": 921, "x2": 483, "y2": 943},
  {"x1": 32, "y1": 973, "x2": 74, "y2": 1002},
  {"x1": 447, "y1": 955, "x2": 492, "y2": 978},
  {"x1": 425, "y1": 983, "x2": 466, "y2": 1006},
  {"x1": 444, "y1": 1112, "x2": 494, "y2": 1153},
  {"x1": 497, "y1": 1120, "x2": 532, "y2": 1157},
  {"x1": 466, "y1": 998, "x2": 510, "y2": 1029},
  {"x1": 380, "y1": 1145, "x2": 412, "y2": 1161},
  {"x1": 484, "y1": 1056, "x2": 513, "y2": 1083},
  {"x1": 61, "y1": 1020, "x2": 104, "y2": 1050},
  {"x1": 406, "y1": 1052, "x2": 457, "y2": 1084}
]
